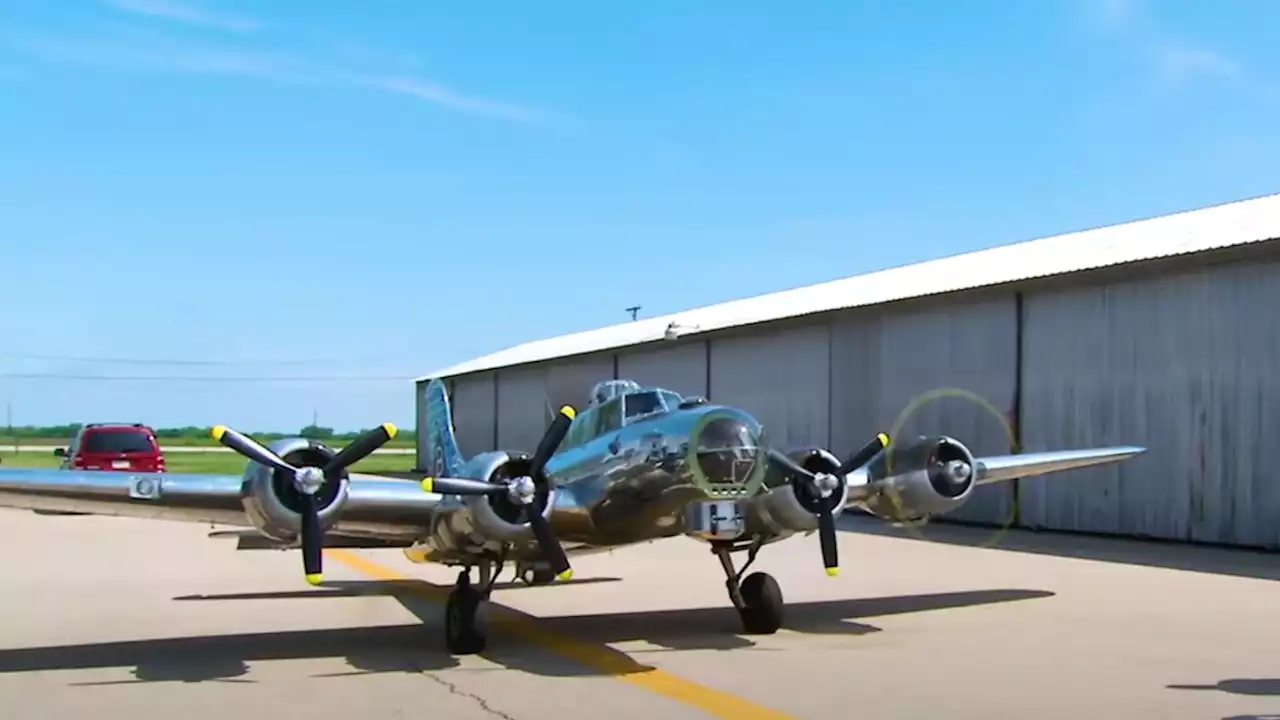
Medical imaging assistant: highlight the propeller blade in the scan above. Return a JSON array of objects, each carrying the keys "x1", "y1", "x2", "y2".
[
  {"x1": 526, "y1": 509, "x2": 572, "y2": 580},
  {"x1": 211, "y1": 425, "x2": 296, "y2": 475},
  {"x1": 323, "y1": 423, "x2": 398, "y2": 475},
  {"x1": 420, "y1": 476, "x2": 507, "y2": 496},
  {"x1": 837, "y1": 432, "x2": 891, "y2": 476},
  {"x1": 299, "y1": 493, "x2": 323, "y2": 585},
  {"x1": 817, "y1": 507, "x2": 838, "y2": 576},
  {"x1": 766, "y1": 447, "x2": 816, "y2": 480},
  {"x1": 522, "y1": 405, "x2": 575, "y2": 580},
  {"x1": 529, "y1": 406, "x2": 575, "y2": 475}
]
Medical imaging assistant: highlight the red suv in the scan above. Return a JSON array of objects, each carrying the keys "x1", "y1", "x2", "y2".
[{"x1": 56, "y1": 423, "x2": 167, "y2": 472}]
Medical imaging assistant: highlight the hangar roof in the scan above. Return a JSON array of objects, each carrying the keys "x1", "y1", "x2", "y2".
[{"x1": 418, "y1": 192, "x2": 1280, "y2": 382}]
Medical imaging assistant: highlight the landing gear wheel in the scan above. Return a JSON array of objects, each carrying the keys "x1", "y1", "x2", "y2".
[
  {"x1": 519, "y1": 566, "x2": 556, "y2": 586},
  {"x1": 445, "y1": 583, "x2": 487, "y2": 654},
  {"x1": 737, "y1": 572, "x2": 784, "y2": 634}
]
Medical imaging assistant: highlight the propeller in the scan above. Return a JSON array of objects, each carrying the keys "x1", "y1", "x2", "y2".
[
  {"x1": 419, "y1": 405, "x2": 577, "y2": 582},
  {"x1": 210, "y1": 422, "x2": 399, "y2": 586},
  {"x1": 767, "y1": 432, "x2": 891, "y2": 577}
]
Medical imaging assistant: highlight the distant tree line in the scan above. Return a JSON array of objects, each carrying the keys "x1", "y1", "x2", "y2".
[{"x1": 0, "y1": 423, "x2": 417, "y2": 442}]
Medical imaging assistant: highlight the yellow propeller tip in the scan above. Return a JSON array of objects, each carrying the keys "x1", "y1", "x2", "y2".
[
  {"x1": 305, "y1": 573, "x2": 323, "y2": 586},
  {"x1": 210, "y1": 425, "x2": 227, "y2": 441},
  {"x1": 559, "y1": 405, "x2": 576, "y2": 420},
  {"x1": 876, "y1": 432, "x2": 890, "y2": 447},
  {"x1": 420, "y1": 477, "x2": 434, "y2": 493},
  {"x1": 556, "y1": 569, "x2": 574, "y2": 582},
  {"x1": 381, "y1": 422, "x2": 398, "y2": 439},
  {"x1": 825, "y1": 567, "x2": 839, "y2": 577}
]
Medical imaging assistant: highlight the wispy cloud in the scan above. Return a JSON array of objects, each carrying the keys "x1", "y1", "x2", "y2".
[
  {"x1": 365, "y1": 76, "x2": 552, "y2": 124},
  {"x1": 104, "y1": 0, "x2": 259, "y2": 32},
  {"x1": 1077, "y1": 0, "x2": 1245, "y2": 91},
  {"x1": 1151, "y1": 41, "x2": 1241, "y2": 87},
  {"x1": 0, "y1": 22, "x2": 561, "y2": 126},
  {"x1": 2, "y1": 26, "x2": 310, "y2": 82}
]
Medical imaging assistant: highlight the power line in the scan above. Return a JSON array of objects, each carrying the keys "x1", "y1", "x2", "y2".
[
  {"x1": 0, "y1": 372, "x2": 414, "y2": 382},
  {"x1": 0, "y1": 351, "x2": 326, "y2": 366}
]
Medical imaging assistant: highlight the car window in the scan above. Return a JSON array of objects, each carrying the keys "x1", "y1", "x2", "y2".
[{"x1": 82, "y1": 430, "x2": 155, "y2": 454}]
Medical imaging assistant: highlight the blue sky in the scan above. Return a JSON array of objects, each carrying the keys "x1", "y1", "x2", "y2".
[{"x1": 1, "y1": 0, "x2": 1277, "y2": 432}]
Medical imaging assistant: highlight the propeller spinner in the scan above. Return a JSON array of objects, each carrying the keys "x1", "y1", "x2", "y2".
[
  {"x1": 420, "y1": 405, "x2": 577, "y2": 582},
  {"x1": 767, "y1": 432, "x2": 890, "y2": 577},
  {"x1": 210, "y1": 422, "x2": 399, "y2": 585}
]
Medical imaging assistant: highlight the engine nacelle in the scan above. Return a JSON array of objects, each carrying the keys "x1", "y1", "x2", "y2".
[
  {"x1": 859, "y1": 435, "x2": 976, "y2": 522},
  {"x1": 240, "y1": 437, "x2": 351, "y2": 542},
  {"x1": 752, "y1": 447, "x2": 849, "y2": 535},
  {"x1": 426, "y1": 450, "x2": 557, "y2": 553}
]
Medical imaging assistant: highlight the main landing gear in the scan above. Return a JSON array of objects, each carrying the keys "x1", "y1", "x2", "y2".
[
  {"x1": 445, "y1": 562, "x2": 498, "y2": 655},
  {"x1": 716, "y1": 539, "x2": 784, "y2": 634}
]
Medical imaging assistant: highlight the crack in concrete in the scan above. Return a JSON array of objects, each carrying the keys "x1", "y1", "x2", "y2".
[{"x1": 420, "y1": 671, "x2": 517, "y2": 720}]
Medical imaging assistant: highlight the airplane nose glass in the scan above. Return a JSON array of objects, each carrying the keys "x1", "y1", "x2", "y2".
[{"x1": 690, "y1": 413, "x2": 766, "y2": 496}]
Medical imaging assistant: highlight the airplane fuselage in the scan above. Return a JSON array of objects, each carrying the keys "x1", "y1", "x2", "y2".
[{"x1": 406, "y1": 397, "x2": 847, "y2": 568}]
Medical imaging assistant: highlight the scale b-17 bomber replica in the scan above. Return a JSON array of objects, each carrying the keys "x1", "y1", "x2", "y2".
[{"x1": 0, "y1": 378, "x2": 1144, "y2": 654}]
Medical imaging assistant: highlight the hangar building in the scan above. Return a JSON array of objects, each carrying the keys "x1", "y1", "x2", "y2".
[{"x1": 414, "y1": 193, "x2": 1280, "y2": 550}]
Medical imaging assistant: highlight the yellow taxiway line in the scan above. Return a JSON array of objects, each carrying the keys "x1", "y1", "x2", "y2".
[{"x1": 327, "y1": 548, "x2": 797, "y2": 720}]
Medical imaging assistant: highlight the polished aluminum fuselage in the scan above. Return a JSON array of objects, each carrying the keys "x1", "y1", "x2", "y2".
[{"x1": 410, "y1": 402, "x2": 821, "y2": 566}]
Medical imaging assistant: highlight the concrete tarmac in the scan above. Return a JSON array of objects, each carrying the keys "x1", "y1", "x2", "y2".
[{"x1": 1, "y1": 509, "x2": 1278, "y2": 719}]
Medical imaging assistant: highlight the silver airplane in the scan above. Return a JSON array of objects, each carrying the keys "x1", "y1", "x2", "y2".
[{"x1": 0, "y1": 378, "x2": 1144, "y2": 655}]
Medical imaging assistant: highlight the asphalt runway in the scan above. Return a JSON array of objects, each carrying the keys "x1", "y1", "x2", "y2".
[{"x1": 2, "y1": 510, "x2": 1278, "y2": 720}]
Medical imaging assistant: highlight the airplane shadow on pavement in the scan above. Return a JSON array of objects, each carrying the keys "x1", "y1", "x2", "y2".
[{"x1": 0, "y1": 579, "x2": 1052, "y2": 685}]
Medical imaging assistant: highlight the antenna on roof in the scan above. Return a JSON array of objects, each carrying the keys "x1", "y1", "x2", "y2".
[{"x1": 625, "y1": 305, "x2": 641, "y2": 321}]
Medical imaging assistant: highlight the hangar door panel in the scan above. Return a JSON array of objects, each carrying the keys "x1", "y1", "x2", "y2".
[
  {"x1": 546, "y1": 354, "x2": 614, "y2": 415},
  {"x1": 616, "y1": 342, "x2": 708, "y2": 398},
  {"x1": 1021, "y1": 260, "x2": 1280, "y2": 548},
  {"x1": 495, "y1": 366, "x2": 550, "y2": 453},
  {"x1": 415, "y1": 380, "x2": 430, "y2": 468},
  {"x1": 709, "y1": 323, "x2": 830, "y2": 450},
  {"x1": 450, "y1": 373, "x2": 497, "y2": 457},
  {"x1": 830, "y1": 297, "x2": 1018, "y2": 525}
]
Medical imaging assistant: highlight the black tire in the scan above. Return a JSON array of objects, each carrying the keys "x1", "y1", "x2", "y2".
[
  {"x1": 445, "y1": 584, "x2": 487, "y2": 654},
  {"x1": 737, "y1": 571, "x2": 784, "y2": 634}
]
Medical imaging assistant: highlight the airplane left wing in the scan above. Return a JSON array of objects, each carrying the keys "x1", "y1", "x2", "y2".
[
  {"x1": 973, "y1": 446, "x2": 1146, "y2": 485},
  {"x1": 0, "y1": 467, "x2": 440, "y2": 543}
]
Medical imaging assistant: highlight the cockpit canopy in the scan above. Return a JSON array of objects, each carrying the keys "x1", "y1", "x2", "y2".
[
  {"x1": 589, "y1": 379, "x2": 643, "y2": 406},
  {"x1": 560, "y1": 379, "x2": 690, "y2": 451}
]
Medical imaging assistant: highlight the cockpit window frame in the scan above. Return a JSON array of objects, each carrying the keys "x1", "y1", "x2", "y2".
[{"x1": 620, "y1": 390, "x2": 669, "y2": 425}]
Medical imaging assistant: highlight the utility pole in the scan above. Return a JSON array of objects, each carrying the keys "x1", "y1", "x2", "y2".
[
  {"x1": 626, "y1": 305, "x2": 641, "y2": 321},
  {"x1": 5, "y1": 401, "x2": 11, "y2": 454}
]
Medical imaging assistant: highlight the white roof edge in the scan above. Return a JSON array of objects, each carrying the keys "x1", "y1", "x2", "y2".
[{"x1": 417, "y1": 192, "x2": 1280, "y2": 382}]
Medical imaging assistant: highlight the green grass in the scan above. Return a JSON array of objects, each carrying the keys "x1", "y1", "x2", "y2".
[
  {"x1": 0, "y1": 450, "x2": 418, "y2": 475},
  {"x1": 1, "y1": 435, "x2": 418, "y2": 449}
]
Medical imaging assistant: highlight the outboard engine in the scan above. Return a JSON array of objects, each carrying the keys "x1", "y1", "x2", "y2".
[
  {"x1": 859, "y1": 435, "x2": 976, "y2": 522},
  {"x1": 240, "y1": 437, "x2": 351, "y2": 543}
]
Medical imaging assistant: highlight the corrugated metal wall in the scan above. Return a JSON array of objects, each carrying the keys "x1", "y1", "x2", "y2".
[
  {"x1": 488, "y1": 354, "x2": 614, "y2": 455},
  {"x1": 709, "y1": 323, "x2": 831, "y2": 449},
  {"x1": 424, "y1": 255, "x2": 1280, "y2": 549},
  {"x1": 450, "y1": 372, "x2": 496, "y2": 457},
  {"x1": 829, "y1": 297, "x2": 1018, "y2": 524},
  {"x1": 616, "y1": 342, "x2": 707, "y2": 398},
  {"x1": 1020, "y1": 259, "x2": 1280, "y2": 548}
]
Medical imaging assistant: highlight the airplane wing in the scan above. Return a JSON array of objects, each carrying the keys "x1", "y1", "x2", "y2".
[
  {"x1": 973, "y1": 446, "x2": 1145, "y2": 485},
  {"x1": 0, "y1": 467, "x2": 439, "y2": 543}
]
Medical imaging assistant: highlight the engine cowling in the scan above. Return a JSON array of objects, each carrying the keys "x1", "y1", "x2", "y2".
[
  {"x1": 240, "y1": 437, "x2": 351, "y2": 542},
  {"x1": 752, "y1": 447, "x2": 849, "y2": 535},
  {"x1": 427, "y1": 451, "x2": 557, "y2": 552},
  {"x1": 859, "y1": 435, "x2": 976, "y2": 522}
]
